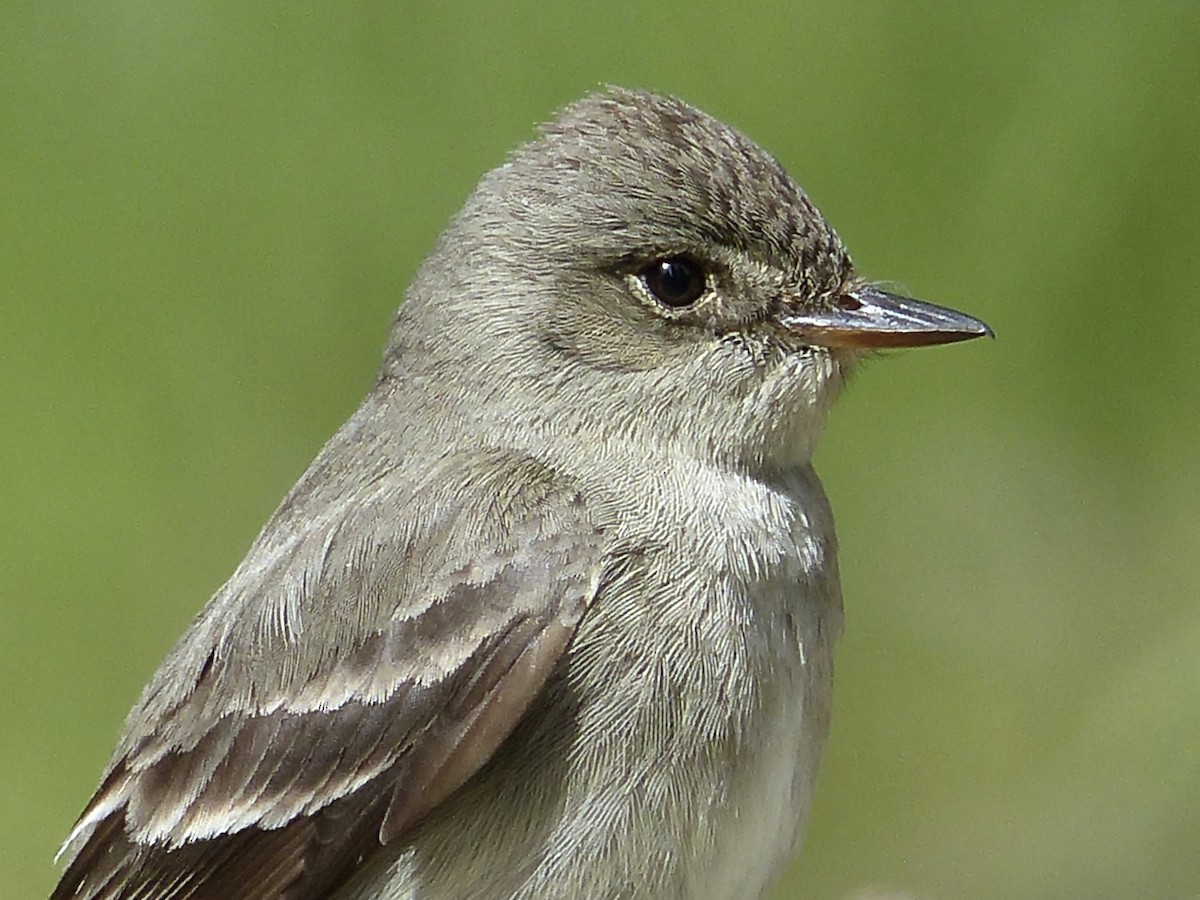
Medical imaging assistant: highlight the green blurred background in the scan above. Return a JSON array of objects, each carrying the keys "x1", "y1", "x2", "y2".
[{"x1": 4, "y1": 2, "x2": 1198, "y2": 897}]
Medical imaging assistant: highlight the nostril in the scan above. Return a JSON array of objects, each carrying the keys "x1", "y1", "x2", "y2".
[{"x1": 835, "y1": 292, "x2": 862, "y2": 311}]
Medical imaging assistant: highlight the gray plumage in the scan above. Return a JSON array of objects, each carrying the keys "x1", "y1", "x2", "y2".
[{"x1": 53, "y1": 87, "x2": 989, "y2": 900}]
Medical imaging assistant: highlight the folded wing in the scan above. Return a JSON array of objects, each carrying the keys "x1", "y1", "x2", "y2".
[{"x1": 53, "y1": 449, "x2": 605, "y2": 900}]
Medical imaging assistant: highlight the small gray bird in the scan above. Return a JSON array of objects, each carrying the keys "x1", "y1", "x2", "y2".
[{"x1": 53, "y1": 88, "x2": 990, "y2": 900}]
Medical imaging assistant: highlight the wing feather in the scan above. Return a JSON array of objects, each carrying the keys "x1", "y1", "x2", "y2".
[{"x1": 53, "y1": 449, "x2": 605, "y2": 899}]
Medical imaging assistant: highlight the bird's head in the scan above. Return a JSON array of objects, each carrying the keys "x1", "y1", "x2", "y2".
[{"x1": 392, "y1": 88, "x2": 989, "y2": 471}]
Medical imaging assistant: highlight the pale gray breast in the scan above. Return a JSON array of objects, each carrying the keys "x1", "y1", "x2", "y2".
[
  {"x1": 617, "y1": 460, "x2": 842, "y2": 899},
  {"x1": 516, "y1": 458, "x2": 843, "y2": 898}
]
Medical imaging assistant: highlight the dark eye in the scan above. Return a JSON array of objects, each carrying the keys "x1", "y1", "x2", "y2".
[{"x1": 638, "y1": 256, "x2": 707, "y2": 308}]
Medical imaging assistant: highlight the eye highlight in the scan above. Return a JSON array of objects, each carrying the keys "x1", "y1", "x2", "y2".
[{"x1": 637, "y1": 256, "x2": 707, "y2": 309}]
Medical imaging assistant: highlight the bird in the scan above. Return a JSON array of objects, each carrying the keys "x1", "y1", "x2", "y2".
[{"x1": 52, "y1": 87, "x2": 991, "y2": 900}]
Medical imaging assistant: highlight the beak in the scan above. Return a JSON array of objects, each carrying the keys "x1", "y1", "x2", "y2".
[{"x1": 779, "y1": 285, "x2": 993, "y2": 349}]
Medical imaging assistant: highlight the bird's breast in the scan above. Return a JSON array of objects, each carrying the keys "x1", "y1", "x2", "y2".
[{"x1": 560, "y1": 457, "x2": 844, "y2": 898}]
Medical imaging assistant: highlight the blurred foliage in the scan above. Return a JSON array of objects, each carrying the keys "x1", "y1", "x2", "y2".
[{"x1": 4, "y1": 2, "x2": 1198, "y2": 898}]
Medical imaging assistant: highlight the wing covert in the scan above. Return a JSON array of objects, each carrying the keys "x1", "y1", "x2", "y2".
[{"x1": 53, "y1": 449, "x2": 605, "y2": 900}]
